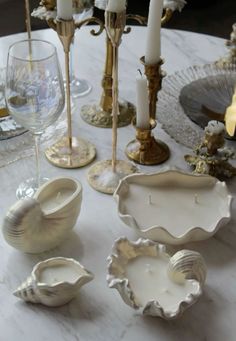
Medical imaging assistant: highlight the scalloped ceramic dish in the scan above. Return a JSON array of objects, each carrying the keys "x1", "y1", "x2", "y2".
[
  {"x1": 107, "y1": 238, "x2": 207, "y2": 319},
  {"x1": 114, "y1": 169, "x2": 232, "y2": 245}
]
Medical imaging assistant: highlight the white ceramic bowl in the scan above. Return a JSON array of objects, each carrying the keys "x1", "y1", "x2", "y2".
[{"x1": 114, "y1": 169, "x2": 232, "y2": 245}]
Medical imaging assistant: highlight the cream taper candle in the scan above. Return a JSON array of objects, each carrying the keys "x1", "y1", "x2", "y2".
[
  {"x1": 106, "y1": 0, "x2": 126, "y2": 13},
  {"x1": 136, "y1": 74, "x2": 150, "y2": 129},
  {"x1": 145, "y1": 0, "x2": 163, "y2": 64},
  {"x1": 57, "y1": 0, "x2": 73, "y2": 20}
]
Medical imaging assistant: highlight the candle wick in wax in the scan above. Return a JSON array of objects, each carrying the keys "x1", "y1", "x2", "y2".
[
  {"x1": 137, "y1": 69, "x2": 142, "y2": 76},
  {"x1": 194, "y1": 194, "x2": 199, "y2": 204},
  {"x1": 145, "y1": 264, "x2": 153, "y2": 274},
  {"x1": 148, "y1": 194, "x2": 153, "y2": 205},
  {"x1": 56, "y1": 192, "x2": 61, "y2": 203}
]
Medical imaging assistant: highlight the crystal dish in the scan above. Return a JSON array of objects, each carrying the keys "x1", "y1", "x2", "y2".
[{"x1": 158, "y1": 63, "x2": 236, "y2": 148}]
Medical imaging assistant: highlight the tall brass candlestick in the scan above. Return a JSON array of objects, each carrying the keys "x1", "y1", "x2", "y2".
[
  {"x1": 45, "y1": 17, "x2": 96, "y2": 168},
  {"x1": 87, "y1": 9, "x2": 137, "y2": 194}
]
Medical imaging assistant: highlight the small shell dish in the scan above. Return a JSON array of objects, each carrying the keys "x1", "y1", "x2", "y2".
[
  {"x1": 14, "y1": 257, "x2": 94, "y2": 307},
  {"x1": 114, "y1": 169, "x2": 232, "y2": 245},
  {"x1": 107, "y1": 238, "x2": 207, "y2": 319},
  {"x1": 2, "y1": 177, "x2": 82, "y2": 253}
]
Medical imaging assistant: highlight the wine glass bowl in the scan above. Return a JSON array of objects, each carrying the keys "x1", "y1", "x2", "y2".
[{"x1": 5, "y1": 39, "x2": 65, "y2": 198}]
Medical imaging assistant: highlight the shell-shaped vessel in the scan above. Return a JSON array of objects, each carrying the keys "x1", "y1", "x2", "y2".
[
  {"x1": 2, "y1": 177, "x2": 82, "y2": 253},
  {"x1": 13, "y1": 257, "x2": 94, "y2": 307},
  {"x1": 114, "y1": 169, "x2": 232, "y2": 245},
  {"x1": 107, "y1": 238, "x2": 207, "y2": 319}
]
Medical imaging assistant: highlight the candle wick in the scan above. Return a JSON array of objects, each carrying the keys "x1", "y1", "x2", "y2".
[
  {"x1": 148, "y1": 194, "x2": 152, "y2": 205},
  {"x1": 56, "y1": 192, "x2": 61, "y2": 202},
  {"x1": 145, "y1": 264, "x2": 153, "y2": 274},
  {"x1": 194, "y1": 194, "x2": 199, "y2": 204},
  {"x1": 137, "y1": 69, "x2": 142, "y2": 76}
]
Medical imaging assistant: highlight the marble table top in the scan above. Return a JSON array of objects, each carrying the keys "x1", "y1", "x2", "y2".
[{"x1": 0, "y1": 26, "x2": 235, "y2": 341}]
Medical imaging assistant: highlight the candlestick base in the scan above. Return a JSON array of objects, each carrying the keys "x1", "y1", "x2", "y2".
[
  {"x1": 126, "y1": 137, "x2": 169, "y2": 165},
  {"x1": 126, "y1": 120, "x2": 170, "y2": 165},
  {"x1": 45, "y1": 136, "x2": 96, "y2": 169},
  {"x1": 80, "y1": 101, "x2": 135, "y2": 128},
  {"x1": 87, "y1": 160, "x2": 137, "y2": 194}
]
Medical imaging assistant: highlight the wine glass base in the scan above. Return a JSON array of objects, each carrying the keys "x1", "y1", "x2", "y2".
[
  {"x1": 45, "y1": 136, "x2": 96, "y2": 169},
  {"x1": 16, "y1": 177, "x2": 49, "y2": 199},
  {"x1": 70, "y1": 78, "x2": 92, "y2": 98},
  {"x1": 87, "y1": 160, "x2": 137, "y2": 194},
  {"x1": 80, "y1": 101, "x2": 136, "y2": 128}
]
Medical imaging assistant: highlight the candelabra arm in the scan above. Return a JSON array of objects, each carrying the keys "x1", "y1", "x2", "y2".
[
  {"x1": 75, "y1": 16, "x2": 105, "y2": 36},
  {"x1": 46, "y1": 18, "x2": 57, "y2": 31},
  {"x1": 161, "y1": 8, "x2": 173, "y2": 25},
  {"x1": 124, "y1": 14, "x2": 147, "y2": 34}
]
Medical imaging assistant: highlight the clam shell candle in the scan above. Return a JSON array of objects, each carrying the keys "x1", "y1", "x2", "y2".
[
  {"x1": 2, "y1": 177, "x2": 82, "y2": 253},
  {"x1": 107, "y1": 238, "x2": 207, "y2": 319},
  {"x1": 14, "y1": 257, "x2": 94, "y2": 307},
  {"x1": 114, "y1": 169, "x2": 232, "y2": 245}
]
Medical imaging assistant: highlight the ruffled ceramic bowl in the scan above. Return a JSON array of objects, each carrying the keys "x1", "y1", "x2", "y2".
[
  {"x1": 114, "y1": 169, "x2": 232, "y2": 245},
  {"x1": 107, "y1": 238, "x2": 206, "y2": 319}
]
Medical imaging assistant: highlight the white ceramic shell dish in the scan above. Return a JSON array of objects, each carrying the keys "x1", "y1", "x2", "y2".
[
  {"x1": 114, "y1": 169, "x2": 232, "y2": 245},
  {"x1": 14, "y1": 257, "x2": 94, "y2": 307},
  {"x1": 2, "y1": 177, "x2": 82, "y2": 253},
  {"x1": 107, "y1": 238, "x2": 206, "y2": 319}
]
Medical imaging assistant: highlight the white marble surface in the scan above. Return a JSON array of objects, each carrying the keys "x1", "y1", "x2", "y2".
[{"x1": 0, "y1": 26, "x2": 235, "y2": 341}]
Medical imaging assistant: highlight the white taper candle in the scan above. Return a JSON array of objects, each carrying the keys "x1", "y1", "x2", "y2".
[
  {"x1": 136, "y1": 73, "x2": 150, "y2": 129},
  {"x1": 57, "y1": 0, "x2": 73, "y2": 20},
  {"x1": 106, "y1": 0, "x2": 126, "y2": 13},
  {"x1": 145, "y1": 0, "x2": 163, "y2": 65}
]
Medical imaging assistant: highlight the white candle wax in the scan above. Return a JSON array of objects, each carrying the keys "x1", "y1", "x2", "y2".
[
  {"x1": 145, "y1": 0, "x2": 163, "y2": 64},
  {"x1": 57, "y1": 0, "x2": 73, "y2": 20},
  {"x1": 136, "y1": 74, "x2": 150, "y2": 129},
  {"x1": 126, "y1": 256, "x2": 199, "y2": 309},
  {"x1": 106, "y1": 0, "x2": 126, "y2": 13},
  {"x1": 122, "y1": 182, "x2": 228, "y2": 235},
  {"x1": 40, "y1": 188, "x2": 74, "y2": 211},
  {"x1": 39, "y1": 264, "x2": 84, "y2": 285}
]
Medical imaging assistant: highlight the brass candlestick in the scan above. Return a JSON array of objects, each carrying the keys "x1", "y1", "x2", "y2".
[
  {"x1": 44, "y1": 17, "x2": 96, "y2": 168},
  {"x1": 126, "y1": 57, "x2": 170, "y2": 165},
  {"x1": 81, "y1": 14, "x2": 147, "y2": 128},
  {"x1": 87, "y1": 9, "x2": 137, "y2": 194},
  {"x1": 126, "y1": 119, "x2": 169, "y2": 165}
]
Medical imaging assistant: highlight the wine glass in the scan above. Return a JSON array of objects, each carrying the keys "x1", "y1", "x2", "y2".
[
  {"x1": 69, "y1": 6, "x2": 94, "y2": 98},
  {"x1": 5, "y1": 39, "x2": 65, "y2": 199}
]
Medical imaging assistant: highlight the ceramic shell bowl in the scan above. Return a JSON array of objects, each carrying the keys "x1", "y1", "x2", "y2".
[
  {"x1": 2, "y1": 177, "x2": 82, "y2": 253},
  {"x1": 114, "y1": 169, "x2": 232, "y2": 245},
  {"x1": 107, "y1": 238, "x2": 207, "y2": 319},
  {"x1": 14, "y1": 257, "x2": 94, "y2": 307}
]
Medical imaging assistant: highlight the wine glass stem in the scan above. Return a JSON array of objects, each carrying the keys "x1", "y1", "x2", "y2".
[{"x1": 34, "y1": 134, "x2": 41, "y2": 188}]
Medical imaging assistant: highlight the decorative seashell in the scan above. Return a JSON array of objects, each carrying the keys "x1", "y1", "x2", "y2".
[
  {"x1": 2, "y1": 177, "x2": 82, "y2": 253},
  {"x1": 114, "y1": 168, "x2": 232, "y2": 245},
  {"x1": 107, "y1": 237, "x2": 207, "y2": 319},
  {"x1": 14, "y1": 257, "x2": 94, "y2": 307}
]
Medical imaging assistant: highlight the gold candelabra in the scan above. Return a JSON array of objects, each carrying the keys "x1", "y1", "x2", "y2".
[
  {"x1": 44, "y1": 16, "x2": 96, "y2": 168},
  {"x1": 126, "y1": 57, "x2": 170, "y2": 165},
  {"x1": 81, "y1": 14, "x2": 147, "y2": 128},
  {"x1": 87, "y1": 8, "x2": 137, "y2": 194}
]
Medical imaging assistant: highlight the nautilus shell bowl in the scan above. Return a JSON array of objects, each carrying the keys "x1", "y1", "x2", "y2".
[
  {"x1": 107, "y1": 238, "x2": 207, "y2": 319},
  {"x1": 114, "y1": 169, "x2": 232, "y2": 245},
  {"x1": 2, "y1": 177, "x2": 82, "y2": 253},
  {"x1": 14, "y1": 257, "x2": 94, "y2": 307}
]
